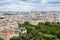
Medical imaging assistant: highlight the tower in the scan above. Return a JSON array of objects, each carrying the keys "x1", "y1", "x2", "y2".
[{"x1": 30, "y1": 8, "x2": 35, "y2": 17}]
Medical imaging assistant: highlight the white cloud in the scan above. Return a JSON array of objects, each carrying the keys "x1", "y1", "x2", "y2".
[
  {"x1": 0, "y1": 0, "x2": 60, "y2": 11},
  {"x1": 0, "y1": 1, "x2": 36, "y2": 11}
]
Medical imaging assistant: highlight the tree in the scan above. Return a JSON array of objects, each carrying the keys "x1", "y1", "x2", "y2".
[
  {"x1": 26, "y1": 26, "x2": 36, "y2": 33},
  {"x1": 10, "y1": 36, "x2": 20, "y2": 40},
  {"x1": 45, "y1": 22, "x2": 50, "y2": 26},
  {"x1": 0, "y1": 17, "x2": 4, "y2": 19},
  {"x1": 0, "y1": 37, "x2": 4, "y2": 40},
  {"x1": 17, "y1": 21, "x2": 60, "y2": 40},
  {"x1": 24, "y1": 21, "x2": 31, "y2": 26},
  {"x1": 38, "y1": 22, "x2": 44, "y2": 25}
]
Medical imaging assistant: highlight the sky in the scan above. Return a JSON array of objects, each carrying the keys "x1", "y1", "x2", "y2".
[{"x1": 0, "y1": 0, "x2": 60, "y2": 11}]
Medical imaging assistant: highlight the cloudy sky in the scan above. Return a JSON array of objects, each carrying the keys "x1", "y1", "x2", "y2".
[{"x1": 0, "y1": 0, "x2": 60, "y2": 11}]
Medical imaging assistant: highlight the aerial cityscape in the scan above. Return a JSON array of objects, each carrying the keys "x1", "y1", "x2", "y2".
[
  {"x1": 0, "y1": 0, "x2": 60, "y2": 40},
  {"x1": 0, "y1": 10, "x2": 60, "y2": 40}
]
